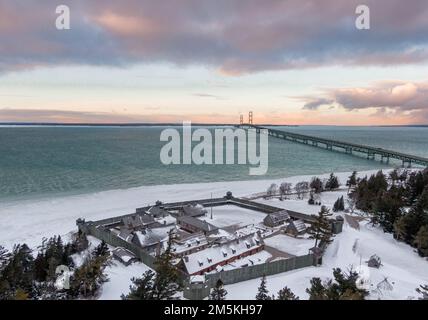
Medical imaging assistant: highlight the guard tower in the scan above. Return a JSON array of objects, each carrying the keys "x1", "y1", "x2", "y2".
[{"x1": 248, "y1": 111, "x2": 253, "y2": 125}]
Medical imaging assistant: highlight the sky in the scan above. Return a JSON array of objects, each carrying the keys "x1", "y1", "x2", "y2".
[{"x1": 1, "y1": 0, "x2": 428, "y2": 125}]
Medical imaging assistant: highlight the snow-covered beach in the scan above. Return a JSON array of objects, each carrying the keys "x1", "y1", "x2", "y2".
[{"x1": 1, "y1": 168, "x2": 427, "y2": 300}]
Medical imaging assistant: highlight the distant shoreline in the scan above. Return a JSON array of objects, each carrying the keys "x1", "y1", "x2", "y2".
[{"x1": 0, "y1": 122, "x2": 427, "y2": 128}]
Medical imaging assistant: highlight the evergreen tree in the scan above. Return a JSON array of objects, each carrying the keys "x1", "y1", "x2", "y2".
[
  {"x1": 306, "y1": 268, "x2": 368, "y2": 300},
  {"x1": 393, "y1": 204, "x2": 428, "y2": 244},
  {"x1": 333, "y1": 196, "x2": 345, "y2": 212},
  {"x1": 306, "y1": 277, "x2": 327, "y2": 300},
  {"x1": 93, "y1": 240, "x2": 110, "y2": 259},
  {"x1": 255, "y1": 275, "x2": 271, "y2": 300},
  {"x1": 69, "y1": 253, "x2": 109, "y2": 298},
  {"x1": 310, "y1": 177, "x2": 323, "y2": 194},
  {"x1": 307, "y1": 206, "x2": 333, "y2": 247},
  {"x1": 389, "y1": 169, "x2": 400, "y2": 186},
  {"x1": 346, "y1": 171, "x2": 358, "y2": 192},
  {"x1": 0, "y1": 244, "x2": 34, "y2": 300},
  {"x1": 121, "y1": 270, "x2": 156, "y2": 300},
  {"x1": 70, "y1": 230, "x2": 89, "y2": 254},
  {"x1": 414, "y1": 225, "x2": 428, "y2": 257},
  {"x1": 372, "y1": 186, "x2": 405, "y2": 232},
  {"x1": 276, "y1": 286, "x2": 299, "y2": 300},
  {"x1": 325, "y1": 173, "x2": 340, "y2": 191},
  {"x1": 308, "y1": 192, "x2": 315, "y2": 205},
  {"x1": 152, "y1": 234, "x2": 180, "y2": 300},
  {"x1": 209, "y1": 279, "x2": 227, "y2": 300},
  {"x1": 0, "y1": 246, "x2": 9, "y2": 272}
]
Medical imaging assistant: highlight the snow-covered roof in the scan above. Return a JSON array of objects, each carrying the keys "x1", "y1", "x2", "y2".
[
  {"x1": 264, "y1": 210, "x2": 290, "y2": 225},
  {"x1": 112, "y1": 247, "x2": 136, "y2": 263},
  {"x1": 118, "y1": 228, "x2": 134, "y2": 242},
  {"x1": 146, "y1": 206, "x2": 170, "y2": 217},
  {"x1": 181, "y1": 233, "x2": 264, "y2": 275},
  {"x1": 134, "y1": 227, "x2": 170, "y2": 247},
  {"x1": 122, "y1": 214, "x2": 155, "y2": 228},
  {"x1": 289, "y1": 219, "x2": 307, "y2": 232},
  {"x1": 172, "y1": 234, "x2": 208, "y2": 254},
  {"x1": 177, "y1": 215, "x2": 218, "y2": 233},
  {"x1": 190, "y1": 275, "x2": 205, "y2": 284}
]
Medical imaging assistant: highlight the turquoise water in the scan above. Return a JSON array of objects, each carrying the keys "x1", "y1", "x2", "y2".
[{"x1": 0, "y1": 126, "x2": 427, "y2": 201}]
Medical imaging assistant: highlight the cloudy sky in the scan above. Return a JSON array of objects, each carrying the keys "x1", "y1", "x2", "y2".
[{"x1": 1, "y1": 0, "x2": 428, "y2": 125}]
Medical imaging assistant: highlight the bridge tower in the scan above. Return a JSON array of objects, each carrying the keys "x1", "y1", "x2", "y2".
[
  {"x1": 239, "y1": 114, "x2": 244, "y2": 125},
  {"x1": 248, "y1": 111, "x2": 253, "y2": 125}
]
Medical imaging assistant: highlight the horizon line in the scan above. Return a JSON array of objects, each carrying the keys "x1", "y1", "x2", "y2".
[{"x1": 1, "y1": 122, "x2": 428, "y2": 128}]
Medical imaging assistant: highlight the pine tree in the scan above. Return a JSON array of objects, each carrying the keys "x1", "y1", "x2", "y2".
[
  {"x1": 333, "y1": 196, "x2": 345, "y2": 212},
  {"x1": 152, "y1": 233, "x2": 181, "y2": 300},
  {"x1": 209, "y1": 279, "x2": 227, "y2": 300},
  {"x1": 310, "y1": 177, "x2": 323, "y2": 194},
  {"x1": 414, "y1": 225, "x2": 428, "y2": 257},
  {"x1": 346, "y1": 171, "x2": 358, "y2": 192},
  {"x1": 307, "y1": 206, "x2": 333, "y2": 247},
  {"x1": 0, "y1": 244, "x2": 34, "y2": 300},
  {"x1": 122, "y1": 270, "x2": 156, "y2": 300},
  {"x1": 93, "y1": 240, "x2": 110, "y2": 259},
  {"x1": 306, "y1": 268, "x2": 368, "y2": 300},
  {"x1": 325, "y1": 173, "x2": 340, "y2": 191},
  {"x1": 276, "y1": 286, "x2": 299, "y2": 300},
  {"x1": 255, "y1": 275, "x2": 271, "y2": 300},
  {"x1": 69, "y1": 253, "x2": 109, "y2": 298},
  {"x1": 0, "y1": 246, "x2": 9, "y2": 271}
]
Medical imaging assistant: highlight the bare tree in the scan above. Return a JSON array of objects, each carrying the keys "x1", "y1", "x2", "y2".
[
  {"x1": 266, "y1": 183, "x2": 278, "y2": 198},
  {"x1": 295, "y1": 181, "x2": 309, "y2": 200},
  {"x1": 279, "y1": 182, "x2": 292, "y2": 200}
]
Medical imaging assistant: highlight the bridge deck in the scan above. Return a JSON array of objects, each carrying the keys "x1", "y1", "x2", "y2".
[{"x1": 238, "y1": 124, "x2": 428, "y2": 167}]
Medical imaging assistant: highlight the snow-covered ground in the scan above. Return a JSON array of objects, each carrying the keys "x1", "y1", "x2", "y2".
[
  {"x1": 1, "y1": 168, "x2": 427, "y2": 300},
  {"x1": 198, "y1": 205, "x2": 266, "y2": 228},
  {"x1": 226, "y1": 219, "x2": 428, "y2": 300},
  {"x1": 264, "y1": 234, "x2": 314, "y2": 256}
]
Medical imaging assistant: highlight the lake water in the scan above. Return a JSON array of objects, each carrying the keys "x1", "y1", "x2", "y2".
[{"x1": 0, "y1": 125, "x2": 427, "y2": 201}]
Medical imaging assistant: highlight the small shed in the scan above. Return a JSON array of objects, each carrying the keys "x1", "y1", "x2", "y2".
[
  {"x1": 263, "y1": 210, "x2": 290, "y2": 227},
  {"x1": 286, "y1": 219, "x2": 307, "y2": 236},
  {"x1": 367, "y1": 254, "x2": 382, "y2": 268}
]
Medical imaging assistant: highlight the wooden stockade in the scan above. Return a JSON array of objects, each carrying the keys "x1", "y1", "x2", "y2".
[{"x1": 77, "y1": 195, "x2": 321, "y2": 298}]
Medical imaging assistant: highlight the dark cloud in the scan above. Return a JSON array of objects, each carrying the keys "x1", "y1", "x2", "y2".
[
  {"x1": 303, "y1": 98, "x2": 335, "y2": 110},
  {"x1": 1, "y1": 0, "x2": 428, "y2": 74}
]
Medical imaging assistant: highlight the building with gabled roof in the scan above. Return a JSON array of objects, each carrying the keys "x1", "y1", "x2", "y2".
[
  {"x1": 286, "y1": 219, "x2": 307, "y2": 236},
  {"x1": 178, "y1": 233, "x2": 264, "y2": 275},
  {"x1": 177, "y1": 215, "x2": 218, "y2": 235},
  {"x1": 122, "y1": 214, "x2": 155, "y2": 230},
  {"x1": 263, "y1": 210, "x2": 290, "y2": 227}
]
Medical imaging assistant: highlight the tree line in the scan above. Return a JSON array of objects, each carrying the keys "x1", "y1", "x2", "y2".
[
  {"x1": 0, "y1": 231, "x2": 110, "y2": 300},
  {"x1": 349, "y1": 168, "x2": 428, "y2": 257}
]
